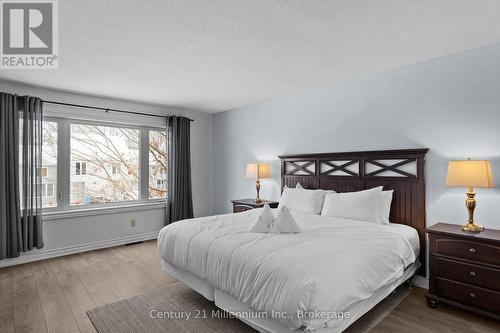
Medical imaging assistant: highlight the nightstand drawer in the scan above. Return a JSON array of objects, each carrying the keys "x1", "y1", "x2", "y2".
[
  {"x1": 433, "y1": 236, "x2": 500, "y2": 266},
  {"x1": 436, "y1": 257, "x2": 500, "y2": 291},
  {"x1": 436, "y1": 277, "x2": 500, "y2": 315}
]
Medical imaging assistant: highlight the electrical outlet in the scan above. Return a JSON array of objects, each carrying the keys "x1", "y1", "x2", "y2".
[{"x1": 130, "y1": 219, "x2": 136, "y2": 227}]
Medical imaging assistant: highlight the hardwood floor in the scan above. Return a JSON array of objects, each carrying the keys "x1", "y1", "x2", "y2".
[
  {"x1": 0, "y1": 240, "x2": 498, "y2": 333},
  {"x1": 0, "y1": 241, "x2": 176, "y2": 333},
  {"x1": 371, "y1": 287, "x2": 499, "y2": 333}
]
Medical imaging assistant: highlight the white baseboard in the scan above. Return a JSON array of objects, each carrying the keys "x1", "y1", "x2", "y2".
[
  {"x1": 413, "y1": 275, "x2": 429, "y2": 289},
  {"x1": 0, "y1": 231, "x2": 159, "y2": 268}
]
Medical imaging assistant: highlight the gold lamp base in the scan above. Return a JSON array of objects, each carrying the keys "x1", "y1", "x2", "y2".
[
  {"x1": 462, "y1": 187, "x2": 484, "y2": 233},
  {"x1": 255, "y1": 180, "x2": 262, "y2": 204},
  {"x1": 462, "y1": 222, "x2": 484, "y2": 233}
]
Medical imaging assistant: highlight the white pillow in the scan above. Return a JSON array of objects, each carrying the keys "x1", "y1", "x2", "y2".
[
  {"x1": 321, "y1": 186, "x2": 384, "y2": 224},
  {"x1": 267, "y1": 222, "x2": 281, "y2": 234},
  {"x1": 261, "y1": 204, "x2": 275, "y2": 227},
  {"x1": 249, "y1": 204, "x2": 275, "y2": 233},
  {"x1": 380, "y1": 190, "x2": 393, "y2": 224},
  {"x1": 274, "y1": 207, "x2": 301, "y2": 233},
  {"x1": 278, "y1": 187, "x2": 325, "y2": 214},
  {"x1": 248, "y1": 204, "x2": 303, "y2": 234},
  {"x1": 249, "y1": 215, "x2": 269, "y2": 233}
]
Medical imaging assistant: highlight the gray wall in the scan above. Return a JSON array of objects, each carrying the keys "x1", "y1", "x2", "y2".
[
  {"x1": 0, "y1": 80, "x2": 213, "y2": 266},
  {"x1": 212, "y1": 42, "x2": 500, "y2": 230}
]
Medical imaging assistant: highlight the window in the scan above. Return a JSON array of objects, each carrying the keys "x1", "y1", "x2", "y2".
[
  {"x1": 75, "y1": 161, "x2": 87, "y2": 175},
  {"x1": 149, "y1": 130, "x2": 167, "y2": 199},
  {"x1": 38, "y1": 183, "x2": 55, "y2": 197},
  {"x1": 46, "y1": 183, "x2": 54, "y2": 197},
  {"x1": 70, "y1": 124, "x2": 140, "y2": 206},
  {"x1": 39, "y1": 183, "x2": 55, "y2": 197},
  {"x1": 39, "y1": 118, "x2": 168, "y2": 211},
  {"x1": 41, "y1": 121, "x2": 57, "y2": 208},
  {"x1": 19, "y1": 120, "x2": 58, "y2": 208},
  {"x1": 111, "y1": 162, "x2": 121, "y2": 175}
]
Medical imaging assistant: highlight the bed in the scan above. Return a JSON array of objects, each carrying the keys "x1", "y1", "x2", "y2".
[{"x1": 158, "y1": 148, "x2": 428, "y2": 332}]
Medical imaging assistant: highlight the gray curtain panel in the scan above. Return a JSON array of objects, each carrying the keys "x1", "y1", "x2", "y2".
[
  {"x1": 0, "y1": 93, "x2": 43, "y2": 260},
  {"x1": 166, "y1": 116, "x2": 194, "y2": 223}
]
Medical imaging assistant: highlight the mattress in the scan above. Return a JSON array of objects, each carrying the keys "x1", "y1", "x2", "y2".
[{"x1": 158, "y1": 209, "x2": 418, "y2": 331}]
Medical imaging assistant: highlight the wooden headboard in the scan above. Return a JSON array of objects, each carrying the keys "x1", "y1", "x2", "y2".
[{"x1": 279, "y1": 148, "x2": 428, "y2": 276}]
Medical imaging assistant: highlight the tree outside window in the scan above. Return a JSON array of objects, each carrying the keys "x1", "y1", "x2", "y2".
[
  {"x1": 67, "y1": 124, "x2": 167, "y2": 206},
  {"x1": 40, "y1": 120, "x2": 168, "y2": 208}
]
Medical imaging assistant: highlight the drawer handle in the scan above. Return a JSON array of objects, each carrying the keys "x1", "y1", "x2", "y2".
[
  {"x1": 469, "y1": 292, "x2": 476, "y2": 298},
  {"x1": 469, "y1": 271, "x2": 476, "y2": 277},
  {"x1": 469, "y1": 248, "x2": 476, "y2": 254}
]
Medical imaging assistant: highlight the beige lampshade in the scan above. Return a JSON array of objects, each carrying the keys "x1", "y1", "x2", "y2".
[
  {"x1": 246, "y1": 163, "x2": 271, "y2": 180},
  {"x1": 446, "y1": 160, "x2": 494, "y2": 188}
]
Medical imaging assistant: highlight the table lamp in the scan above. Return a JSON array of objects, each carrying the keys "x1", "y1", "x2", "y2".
[
  {"x1": 246, "y1": 163, "x2": 271, "y2": 204},
  {"x1": 446, "y1": 159, "x2": 494, "y2": 232}
]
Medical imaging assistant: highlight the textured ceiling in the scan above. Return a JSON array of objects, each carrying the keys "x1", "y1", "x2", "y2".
[{"x1": 1, "y1": 0, "x2": 500, "y2": 112}]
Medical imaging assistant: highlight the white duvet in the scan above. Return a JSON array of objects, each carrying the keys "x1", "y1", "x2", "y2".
[{"x1": 157, "y1": 209, "x2": 416, "y2": 331}]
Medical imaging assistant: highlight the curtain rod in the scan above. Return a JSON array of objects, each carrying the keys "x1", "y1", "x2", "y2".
[{"x1": 42, "y1": 100, "x2": 194, "y2": 122}]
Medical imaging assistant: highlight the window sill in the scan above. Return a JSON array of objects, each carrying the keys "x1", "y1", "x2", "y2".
[{"x1": 43, "y1": 201, "x2": 166, "y2": 221}]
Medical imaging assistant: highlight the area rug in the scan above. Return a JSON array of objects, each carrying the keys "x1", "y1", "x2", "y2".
[{"x1": 87, "y1": 282, "x2": 410, "y2": 333}]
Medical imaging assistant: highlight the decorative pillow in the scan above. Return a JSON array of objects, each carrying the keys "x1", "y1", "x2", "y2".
[
  {"x1": 321, "y1": 186, "x2": 384, "y2": 224},
  {"x1": 379, "y1": 190, "x2": 394, "y2": 224},
  {"x1": 278, "y1": 187, "x2": 326, "y2": 214},
  {"x1": 274, "y1": 207, "x2": 301, "y2": 233}
]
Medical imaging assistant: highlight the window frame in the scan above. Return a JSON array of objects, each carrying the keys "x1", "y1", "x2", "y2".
[{"x1": 42, "y1": 116, "x2": 167, "y2": 214}]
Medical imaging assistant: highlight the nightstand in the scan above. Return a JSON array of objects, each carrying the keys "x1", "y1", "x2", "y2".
[
  {"x1": 425, "y1": 223, "x2": 500, "y2": 320},
  {"x1": 230, "y1": 199, "x2": 279, "y2": 213}
]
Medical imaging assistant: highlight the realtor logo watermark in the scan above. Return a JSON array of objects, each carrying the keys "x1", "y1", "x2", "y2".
[{"x1": 1, "y1": 0, "x2": 58, "y2": 69}]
